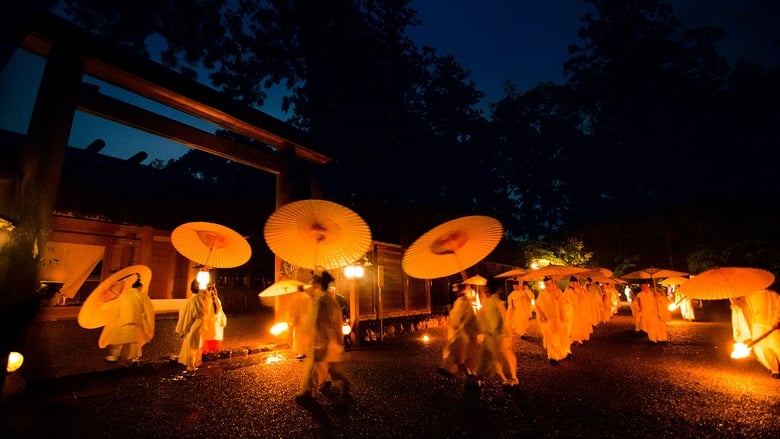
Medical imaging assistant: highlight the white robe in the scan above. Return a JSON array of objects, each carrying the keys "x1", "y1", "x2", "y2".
[{"x1": 731, "y1": 290, "x2": 780, "y2": 375}]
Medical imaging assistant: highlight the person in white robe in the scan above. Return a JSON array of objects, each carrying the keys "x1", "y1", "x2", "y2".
[
  {"x1": 475, "y1": 280, "x2": 519, "y2": 387},
  {"x1": 439, "y1": 283, "x2": 480, "y2": 379},
  {"x1": 505, "y1": 281, "x2": 535, "y2": 339},
  {"x1": 730, "y1": 289, "x2": 780, "y2": 378},
  {"x1": 535, "y1": 276, "x2": 573, "y2": 364},
  {"x1": 176, "y1": 281, "x2": 207, "y2": 372},
  {"x1": 635, "y1": 283, "x2": 670, "y2": 343},
  {"x1": 567, "y1": 277, "x2": 593, "y2": 345},
  {"x1": 100, "y1": 278, "x2": 155, "y2": 365}
]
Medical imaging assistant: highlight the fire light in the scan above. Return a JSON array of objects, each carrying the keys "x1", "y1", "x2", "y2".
[
  {"x1": 342, "y1": 319, "x2": 352, "y2": 336},
  {"x1": 731, "y1": 342, "x2": 751, "y2": 359},
  {"x1": 270, "y1": 321, "x2": 289, "y2": 336},
  {"x1": 196, "y1": 269, "x2": 210, "y2": 290},
  {"x1": 668, "y1": 303, "x2": 678, "y2": 311},
  {"x1": 421, "y1": 334, "x2": 430, "y2": 343},
  {"x1": 6, "y1": 351, "x2": 23, "y2": 373}
]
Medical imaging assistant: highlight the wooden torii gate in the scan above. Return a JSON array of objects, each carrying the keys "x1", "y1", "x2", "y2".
[{"x1": 0, "y1": 12, "x2": 331, "y2": 392}]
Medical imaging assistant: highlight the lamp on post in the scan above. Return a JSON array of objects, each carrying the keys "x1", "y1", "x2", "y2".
[{"x1": 344, "y1": 260, "x2": 367, "y2": 347}]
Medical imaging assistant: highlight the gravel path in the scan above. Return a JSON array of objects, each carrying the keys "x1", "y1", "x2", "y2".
[{"x1": 3, "y1": 305, "x2": 778, "y2": 438}]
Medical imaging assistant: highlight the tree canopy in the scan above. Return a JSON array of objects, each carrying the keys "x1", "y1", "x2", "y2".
[{"x1": 50, "y1": 0, "x2": 780, "y2": 277}]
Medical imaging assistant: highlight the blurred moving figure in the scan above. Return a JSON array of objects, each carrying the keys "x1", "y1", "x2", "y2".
[
  {"x1": 506, "y1": 281, "x2": 535, "y2": 339},
  {"x1": 635, "y1": 284, "x2": 671, "y2": 343},
  {"x1": 674, "y1": 286, "x2": 695, "y2": 321},
  {"x1": 297, "y1": 269, "x2": 353, "y2": 403},
  {"x1": 288, "y1": 284, "x2": 315, "y2": 361},
  {"x1": 730, "y1": 290, "x2": 780, "y2": 379},
  {"x1": 439, "y1": 283, "x2": 480, "y2": 379},
  {"x1": 535, "y1": 276, "x2": 573, "y2": 365},
  {"x1": 475, "y1": 279, "x2": 518, "y2": 387},
  {"x1": 101, "y1": 278, "x2": 155, "y2": 366}
]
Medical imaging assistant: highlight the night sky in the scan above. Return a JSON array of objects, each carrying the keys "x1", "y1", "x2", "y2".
[{"x1": 1, "y1": 1, "x2": 778, "y2": 164}]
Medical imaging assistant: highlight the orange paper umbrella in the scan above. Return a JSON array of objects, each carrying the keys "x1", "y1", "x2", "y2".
[
  {"x1": 258, "y1": 279, "x2": 311, "y2": 297},
  {"x1": 679, "y1": 267, "x2": 774, "y2": 300},
  {"x1": 78, "y1": 265, "x2": 152, "y2": 329},
  {"x1": 264, "y1": 199, "x2": 372, "y2": 270},
  {"x1": 462, "y1": 274, "x2": 488, "y2": 285},
  {"x1": 402, "y1": 216, "x2": 503, "y2": 280},
  {"x1": 659, "y1": 276, "x2": 690, "y2": 287},
  {"x1": 620, "y1": 267, "x2": 688, "y2": 281},
  {"x1": 171, "y1": 222, "x2": 251, "y2": 268},
  {"x1": 519, "y1": 264, "x2": 589, "y2": 281},
  {"x1": 495, "y1": 268, "x2": 529, "y2": 278}
]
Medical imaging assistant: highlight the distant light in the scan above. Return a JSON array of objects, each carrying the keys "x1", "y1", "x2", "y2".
[
  {"x1": 421, "y1": 334, "x2": 430, "y2": 343},
  {"x1": 7, "y1": 352, "x2": 23, "y2": 373},
  {"x1": 270, "y1": 321, "x2": 289, "y2": 336}
]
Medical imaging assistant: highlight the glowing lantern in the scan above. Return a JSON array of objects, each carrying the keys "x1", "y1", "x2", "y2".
[
  {"x1": 730, "y1": 327, "x2": 778, "y2": 359},
  {"x1": 731, "y1": 342, "x2": 751, "y2": 359},
  {"x1": 270, "y1": 321, "x2": 289, "y2": 336},
  {"x1": 6, "y1": 351, "x2": 23, "y2": 373},
  {"x1": 342, "y1": 319, "x2": 352, "y2": 336},
  {"x1": 196, "y1": 269, "x2": 210, "y2": 290}
]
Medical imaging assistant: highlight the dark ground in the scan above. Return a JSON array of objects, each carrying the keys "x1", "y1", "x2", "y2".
[{"x1": 1, "y1": 301, "x2": 779, "y2": 438}]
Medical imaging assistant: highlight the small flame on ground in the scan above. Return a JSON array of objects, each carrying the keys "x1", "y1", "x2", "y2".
[{"x1": 731, "y1": 342, "x2": 751, "y2": 359}]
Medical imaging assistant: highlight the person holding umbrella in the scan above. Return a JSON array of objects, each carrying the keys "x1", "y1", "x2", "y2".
[
  {"x1": 475, "y1": 279, "x2": 519, "y2": 387},
  {"x1": 297, "y1": 269, "x2": 354, "y2": 403},
  {"x1": 438, "y1": 283, "x2": 480, "y2": 381},
  {"x1": 176, "y1": 279, "x2": 208, "y2": 372},
  {"x1": 100, "y1": 277, "x2": 155, "y2": 366}
]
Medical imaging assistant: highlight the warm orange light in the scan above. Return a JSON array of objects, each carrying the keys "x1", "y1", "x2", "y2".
[
  {"x1": 342, "y1": 322, "x2": 352, "y2": 336},
  {"x1": 265, "y1": 354, "x2": 283, "y2": 364},
  {"x1": 731, "y1": 342, "x2": 751, "y2": 359},
  {"x1": 6, "y1": 352, "x2": 23, "y2": 373},
  {"x1": 270, "y1": 321, "x2": 289, "y2": 336},
  {"x1": 668, "y1": 303, "x2": 677, "y2": 311},
  {"x1": 196, "y1": 270, "x2": 210, "y2": 290},
  {"x1": 421, "y1": 334, "x2": 431, "y2": 343},
  {"x1": 344, "y1": 265, "x2": 365, "y2": 279}
]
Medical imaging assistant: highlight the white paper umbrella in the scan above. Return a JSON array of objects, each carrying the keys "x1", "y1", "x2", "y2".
[
  {"x1": 258, "y1": 280, "x2": 311, "y2": 297},
  {"x1": 78, "y1": 265, "x2": 152, "y2": 329}
]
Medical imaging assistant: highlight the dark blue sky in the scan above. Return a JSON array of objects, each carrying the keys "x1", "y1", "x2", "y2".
[
  {"x1": 1, "y1": 1, "x2": 778, "y2": 164},
  {"x1": 408, "y1": 0, "x2": 779, "y2": 108}
]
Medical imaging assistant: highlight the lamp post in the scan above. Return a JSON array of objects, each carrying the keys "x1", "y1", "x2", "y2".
[{"x1": 344, "y1": 263, "x2": 365, "y2": 347}]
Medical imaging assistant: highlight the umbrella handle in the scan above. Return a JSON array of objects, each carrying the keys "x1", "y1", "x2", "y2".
[{"x1": 453, "y1": 251, "x2": 468, "y2": 282}]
